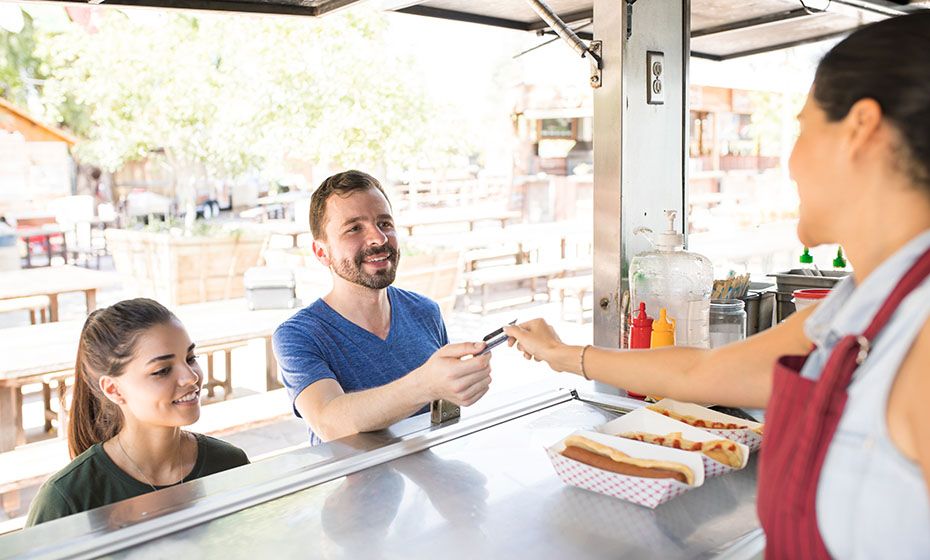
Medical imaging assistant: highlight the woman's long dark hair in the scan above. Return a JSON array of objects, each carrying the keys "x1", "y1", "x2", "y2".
[
  {"x1": 68, "y1": 298, "x2": 175, "y2": 458},
  {"x1": 813, "y1": 12, "x2": 930, "y2": 189}
]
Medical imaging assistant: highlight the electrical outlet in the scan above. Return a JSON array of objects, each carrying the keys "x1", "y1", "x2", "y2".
[{"x1": 647, "y1": 51, "x2": 665, "y2": 105}]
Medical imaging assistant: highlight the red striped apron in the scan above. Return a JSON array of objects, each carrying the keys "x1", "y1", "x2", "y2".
[{"x1": 757, "y1": 245, "x2": 930, "y2": 559}]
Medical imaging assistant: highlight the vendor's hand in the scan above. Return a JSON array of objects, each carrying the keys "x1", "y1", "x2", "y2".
[
  {"x1": 504, "y1": 319, "x2": 579, "y2": 373},
  {"x1": 414, "y1": 342, "x2": 492, "y2": 406}
]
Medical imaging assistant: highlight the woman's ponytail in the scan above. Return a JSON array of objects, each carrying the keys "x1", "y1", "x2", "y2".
[{"x1": 66, "y1": 299, "x2": 174, "y2": 458}]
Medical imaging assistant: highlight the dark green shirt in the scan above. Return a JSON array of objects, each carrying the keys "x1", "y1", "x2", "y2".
[{"x1": 26, "y1": 433, "x2": 249, "y2": 527}]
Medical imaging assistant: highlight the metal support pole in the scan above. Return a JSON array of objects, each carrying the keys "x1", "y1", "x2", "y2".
[{"x1": 592, "y1": 0, "x2": 688, "y2": 394}]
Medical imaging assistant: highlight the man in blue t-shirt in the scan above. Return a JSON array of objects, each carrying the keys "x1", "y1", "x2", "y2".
[{"x1": 273, "y1": 170, "x2": 493, "y2": 444}]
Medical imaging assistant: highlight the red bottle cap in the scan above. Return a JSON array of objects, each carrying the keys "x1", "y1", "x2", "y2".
[{"x1": 632, "y1": 302, "x2": 653, "y2": 328}]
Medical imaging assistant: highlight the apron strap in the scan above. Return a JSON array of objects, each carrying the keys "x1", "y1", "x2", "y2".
[
  {"x1": 813, "y1": 243, "x2": 930, "y2": 401},
  {"x1": 861, "y1": 244, "x2": 930, "y2": 343}
]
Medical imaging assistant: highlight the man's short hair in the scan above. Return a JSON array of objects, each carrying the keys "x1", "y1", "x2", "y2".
[{"x1": 309, "y1": 170, "x2": 392, "y2": 241}]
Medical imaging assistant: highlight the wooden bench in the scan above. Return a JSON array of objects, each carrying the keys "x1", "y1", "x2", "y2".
[
  {"x1": 0, "y1": 302, "x2": 294, "y2": 452},
  {"x1": 463, "y1": 245, "x2": 527, "y2": 272},
  {"x1": 463, "y1": 258, "x2": 591, "y2": 314},
  {"x1": 9, "y1": 341, "x2": 255, "y2": 448},
  {"x1": 199, "y1": 341, "x2": 250, "y2": 400},
  {"x1": 548, "y1": 274, "x2": 594, "y2": 323},
  {"x1": 0, "y1": 296, "x2": 51, "y2": 325}
]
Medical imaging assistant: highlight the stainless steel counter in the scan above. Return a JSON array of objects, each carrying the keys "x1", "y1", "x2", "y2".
[{"x1": 1, "y1": 389, "x2": 764, "y2": 559}]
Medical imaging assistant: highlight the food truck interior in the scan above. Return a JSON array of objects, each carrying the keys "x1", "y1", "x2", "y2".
[{"x1": 2, "y1": 0, "x2": 927, "y2": 558}]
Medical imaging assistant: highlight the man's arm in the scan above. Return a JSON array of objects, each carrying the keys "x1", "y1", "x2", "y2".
[{"x1": 295, "y1": 342, "x2": 492, "y2": 442}]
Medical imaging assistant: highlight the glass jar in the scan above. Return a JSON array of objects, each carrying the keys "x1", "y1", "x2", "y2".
[{"x1": 709, "y1": 299, "x2": 747, "y2": 349}]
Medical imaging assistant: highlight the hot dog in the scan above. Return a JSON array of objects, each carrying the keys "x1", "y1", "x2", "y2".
[
  {"x1": 620, "y1": 431, "x2": 744, "y2": 469},
  {"x1": 646, "y1": 405, "x2": 748, "y2": 430},
  {"x1": 561, "y1": 435, "x2": 696, "y2": 485}
]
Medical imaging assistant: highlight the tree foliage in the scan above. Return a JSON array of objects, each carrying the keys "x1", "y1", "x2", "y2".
[
  {"x1": 3, "y1": 7, "x2": 452, "y2": 177},
  {"x1": 0, "y1": 12, "x2": 41, "y2": 107}
]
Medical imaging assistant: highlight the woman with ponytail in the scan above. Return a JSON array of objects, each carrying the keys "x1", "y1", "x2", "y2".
[{"x1": 26, "y1": 298, "x2": 249, "y2": 526}]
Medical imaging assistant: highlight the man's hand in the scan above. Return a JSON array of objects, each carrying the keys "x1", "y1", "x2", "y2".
[{"x1": 413, "y1": 342, "x2": 493, "y2": 406}]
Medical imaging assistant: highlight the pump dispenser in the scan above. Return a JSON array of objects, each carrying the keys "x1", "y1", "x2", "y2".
[
  {"x1": 629, "y1": 210, "x2": 713, "y2": 348},
  {"x1": 654, "y1": 212, "x2": 686, "y2": 252}
]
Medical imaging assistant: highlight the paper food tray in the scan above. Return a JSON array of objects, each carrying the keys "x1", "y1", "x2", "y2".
[
  {"x1": 547, "y1": 430, "x2": 705, "y2": 509},
  {"x1": 647, "y1": 399, "x2": 763, "y2": 451},
  {"x1": 596, "y1": 407, "x2": 749, "y2": 477}
]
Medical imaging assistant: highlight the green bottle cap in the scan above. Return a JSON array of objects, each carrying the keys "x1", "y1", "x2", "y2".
[
  {"x1": 800, "y1": 247, "x2": 813, "y2": 264},
  {"x1": 833, "y1": 247, "x2": 847, "y2": 269}
]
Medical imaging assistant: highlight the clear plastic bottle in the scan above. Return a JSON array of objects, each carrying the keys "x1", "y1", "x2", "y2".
[{"x1": 629, "y1": 210, "x2": 713, "y2": 348}]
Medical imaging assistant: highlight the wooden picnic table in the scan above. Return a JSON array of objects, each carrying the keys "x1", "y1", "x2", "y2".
[
  {"x1": 253, "y1": 192, "x2": 311, "y2": 221},
  {"x1": 397, "y1": 209, "x2": 521, "y2": 235},
  {"x1": 463, "y1": 258, "x2": 592, "y2": 315},
  {"x1": 256, "y1": 220, "x2": 311, "y2": 248},
  {"x1": 16, "y1": 225, "x2": 69, "y2": 268},
  {"x1": 0, "y1": 266, "x2": 120, "y2": 322},
  {"x1": 0, "y1": 300, "x2": 296, "y2": 452},
  {"x1": 409, "y1": 220, "x2": 592, "y2": 261}
]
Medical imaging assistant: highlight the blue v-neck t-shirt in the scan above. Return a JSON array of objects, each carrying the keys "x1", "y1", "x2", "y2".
[{"x1": 272, "y1": 286, "x2": 449, "y2": 444}]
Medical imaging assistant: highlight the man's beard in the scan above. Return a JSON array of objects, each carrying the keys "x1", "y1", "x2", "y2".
[{"x1": 332, "y1": 242, "x2": 400, "y2": 290}]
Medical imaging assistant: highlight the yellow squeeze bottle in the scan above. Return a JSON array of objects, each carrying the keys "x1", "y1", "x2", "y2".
[
  {"x1": 647, "y1": 308, "x2": 675, "y2": 402},
  {"x1": 650, "y1": 308, "x2": 676, "y2": 348}
]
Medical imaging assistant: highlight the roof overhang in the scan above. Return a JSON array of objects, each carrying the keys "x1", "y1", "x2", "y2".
[
  {"x1": 0, "y1": 96, "x2": 78, "y2": 145},
  {"x1": 387, "y1": 0, "x2": 926, "y2": 60},
  {"x1": 18, "y1": 0, "x2": 928, "y2": 60}
]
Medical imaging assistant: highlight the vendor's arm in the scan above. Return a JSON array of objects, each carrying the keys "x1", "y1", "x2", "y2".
[
  {"x1": 505, "y1": 305, "x2": 816, "y2": 409},
  {"x1": 887, "y1": 315, "x2": 930, "y2": 498},
  {"x1": 294, "y1": 343, "x2": 492, "y2": 442}
]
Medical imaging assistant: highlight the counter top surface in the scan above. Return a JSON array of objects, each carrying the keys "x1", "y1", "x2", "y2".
[{"x1": 2, "y1": 389, "x2": 762, "y2": 559}]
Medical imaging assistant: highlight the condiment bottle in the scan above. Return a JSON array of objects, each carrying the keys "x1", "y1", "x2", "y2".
[
  {"x1": 799, "y1": 247, "x2": 815, "y2": 276},
  {"x1": 833, "y1": 246, "x2": 847, "y2": 270},
  {"x1": 651, "y1": 308, "x2": 676, "y2": 348},
  {"x1": 647, "y1": 308, "x2": 675, "y2": 401},
  {"x1": 627, "y1": 302, "x2": 653, "y2": 399},
  {"x1": 630, "y1": 302, "x2": 654, "y2": 349}
]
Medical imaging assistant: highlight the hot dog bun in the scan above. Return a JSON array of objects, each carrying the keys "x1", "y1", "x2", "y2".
[
  {"x1": 646, "y1": 405, "x2": 748, "y2": 430},
  {"x1": 561, "y1": 435, "x2": 696, "y2": 485},
  {"x1": 700, "y1": 440, "x2": 744, "y2": 468},
  {"x1": 620, "y1": 431, "x2": 744, "y2": 469}
]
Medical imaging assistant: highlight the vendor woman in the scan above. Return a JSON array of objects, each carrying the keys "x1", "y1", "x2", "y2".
[
  {"x1": 505, "y1": 13, "x2": 929, "y2": 559},
  {"x1": 27, "y1": 299, "x2": 249, "y2": 526}
]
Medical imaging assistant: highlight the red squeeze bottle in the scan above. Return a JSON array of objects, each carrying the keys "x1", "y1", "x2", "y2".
[{"x1": 627, "y1": 302, "x2": 653, "y2": 399}]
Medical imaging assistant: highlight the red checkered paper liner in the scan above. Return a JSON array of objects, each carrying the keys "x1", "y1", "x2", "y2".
[
  {"x1": 702, "y1": 427, "x2": 762, "y2": 451},
  {"x1": 547, "y1": 430, "x2": 704, "y2": 509},
  {"x1": 647, "y1": 399, "x2": 764, "y2": 452},
  {"x1": 597, "y1": 407, "x2": 750, "y2": 478}
]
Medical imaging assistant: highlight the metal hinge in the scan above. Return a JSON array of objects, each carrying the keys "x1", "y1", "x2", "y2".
[{"x1": 430, "y1": 399, "x2": 461, "y2": 424}]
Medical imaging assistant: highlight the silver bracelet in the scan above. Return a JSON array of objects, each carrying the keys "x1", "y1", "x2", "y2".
[{"x1": 580, "y1": 345, "x2": 592, "y2": 380}]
